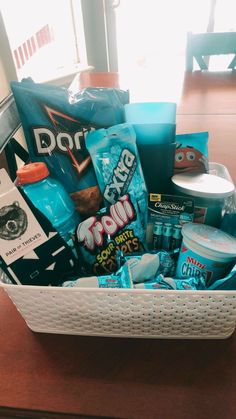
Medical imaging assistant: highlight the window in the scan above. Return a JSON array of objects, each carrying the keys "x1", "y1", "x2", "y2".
[{"x1": 1, "y1": 0, "x2": 88, "y2": 84}]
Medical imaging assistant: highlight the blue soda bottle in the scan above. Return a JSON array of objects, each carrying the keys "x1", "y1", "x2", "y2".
[{"x1": 17, "y1": 162, "x2": 79, "y2": 247}]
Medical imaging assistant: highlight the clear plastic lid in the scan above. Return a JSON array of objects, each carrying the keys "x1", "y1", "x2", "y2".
[
  {"x1": 182, "y1": 223, "x2": 236, "y2": 257},
  {"x1": 172, "y1": 173, "x2": 235, "y2": 199}
]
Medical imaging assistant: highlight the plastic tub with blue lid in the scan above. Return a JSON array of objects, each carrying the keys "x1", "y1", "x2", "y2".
[{"x1": 176, "y1": 223, "x2": 236, "y2": 286}]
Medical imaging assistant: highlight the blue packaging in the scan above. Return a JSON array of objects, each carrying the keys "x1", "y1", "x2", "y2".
[
  {"x1": 62, "y1": 263, "x2": 132, "y2": 288},
  {"x1": 85, "y1": 123, "x2": 148, "y2": 229},
  {"x1": 75, "y1": 194, "x2": 146, "y2": 275},
  {"x1": 158, "y1": 250, "x2": 176, "y2": 277},
  {"x1": 11, "y1": 79, "x2": 129, "y2": 218},
  {"x1": 208, "y1": 265, "x2": 236, "y2": 290},
  {"x1": 124, "y1": 253, "x2": 160, "y2": 283},
  {"x1": 221, "y1": 213, "x2": 236, "y2": 238},
  {"x1": 134, "y1": 275, "x2": 206, "y2": 290},
  {"x1": 123, "y1": 250, "x2": 176, "y2": 283},
  {"x1": 175, "y1": 132, "x2": 209, "y2": 174},
  {"x1": 148, "y1": 193, "x2": 194, "y2": 226}
]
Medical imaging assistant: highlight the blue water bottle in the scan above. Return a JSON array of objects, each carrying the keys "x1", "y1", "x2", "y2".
[{"x1": 17, "y1": 162, "x2": 79, "y2": 247}]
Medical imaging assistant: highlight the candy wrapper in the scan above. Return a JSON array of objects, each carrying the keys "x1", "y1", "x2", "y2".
[
  {"x1": 221, "y1": 213, "x2": 236, "y2": 238},
  {"x1": 75, "y1": 194, "x2": 147, "y2": 275},
  {"x1": 134, "y1": 276, "x2": 206, "y2": 290},
  {"x1": 207, "y1": 264, "x2": 236, "y2": 290},
  {"x1": 174, "y1": 132, "x2": 209, "y2": 174},
  {"x1": 62, "y1": 263, "x2": 132, "y2": 289},
  {"x1": 11, "y1": 80, "x2": 129, "y2": 218},
  {"x1": 124, "y1": 253, "x2": 159, "y2": 283},
  {"x1": 85, "y1": 123, "x2": 148, "y2": 229},
  {"x1": 123, "y1": 250, "x2": 176, "y2": 283}
]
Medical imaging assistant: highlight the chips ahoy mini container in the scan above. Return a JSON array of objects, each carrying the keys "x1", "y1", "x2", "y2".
[{"x1": 176, "y1": 223, "x2": 236, "y2": 286}]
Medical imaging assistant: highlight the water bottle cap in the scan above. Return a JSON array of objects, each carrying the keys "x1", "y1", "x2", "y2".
[{"x1": 17, "y1": 162, "x2": 49, "y2": 184}]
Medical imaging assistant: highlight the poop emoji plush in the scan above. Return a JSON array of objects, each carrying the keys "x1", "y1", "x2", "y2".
[{"x1": 0, "y1": 201, "x2": 28, "y2": 240}]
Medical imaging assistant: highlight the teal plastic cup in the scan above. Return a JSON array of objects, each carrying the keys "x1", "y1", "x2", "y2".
[
  {"x1": 124, "y1": 102, "x2": 176, "y2": 125},
  {"x1": 132, "y1": 123, "x2": 176, "y2": 145},
  {"x1": 138, "y1": 142, "x2": 176, "y2": 193},
  {"x1": 124, "y1": 102, "x2": 177, "y2": 192},
  {"x1": 124, "y1": 102, "x2": 176, "y2": 144}
]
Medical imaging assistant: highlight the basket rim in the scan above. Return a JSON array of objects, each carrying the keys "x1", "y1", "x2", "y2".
[{"x1": 1, "y1": 281, "x2": 236, "y2": 296}]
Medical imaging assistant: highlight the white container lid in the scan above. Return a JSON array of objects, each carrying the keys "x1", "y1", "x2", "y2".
[
  {"x1": 172, "y1": 173, "x2": 235, "y2": 199},
  {"x1": 182, "y1": 223, "x2": 236, "y2": 258}
]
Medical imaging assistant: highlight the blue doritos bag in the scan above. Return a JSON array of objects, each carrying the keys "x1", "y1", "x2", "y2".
[{"x1": 11, "y1": 79, "x2": 129, "y2": 218}]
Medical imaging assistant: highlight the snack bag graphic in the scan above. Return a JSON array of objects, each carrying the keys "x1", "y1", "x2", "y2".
[
  {"x1": 11, "y1": 80, "x2": 129, "y2": 218},
  {"x1": 175, "y1": 132, "x2": 209, "y2": 174}
]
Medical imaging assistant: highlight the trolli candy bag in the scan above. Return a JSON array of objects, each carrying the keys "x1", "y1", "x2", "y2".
[
  {"x1": 75, "y1": 194, "x2": 146, "y2": 275},
  {"x1": 75, "y1": 123, "x2": 148, "y2": 275},
  {"x1": 11, "y1": 79, "x2": 129, "y2": 218}
]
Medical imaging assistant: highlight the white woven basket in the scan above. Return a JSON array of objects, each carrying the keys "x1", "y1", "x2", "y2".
[
  {"x1": 1, "y1": 162, "x2": 236, "y2": 339},
  {"x1": 1, "y1": 283, "x2": 236, "y2": 339}
]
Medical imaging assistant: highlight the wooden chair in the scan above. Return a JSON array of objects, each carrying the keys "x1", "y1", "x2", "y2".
[{"x1": 186, "y1": 31, "x2": 236, "y2": 71}]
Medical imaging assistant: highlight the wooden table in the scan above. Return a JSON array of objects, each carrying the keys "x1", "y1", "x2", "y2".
[
  {"x1": 177, "y1": 71, "x2": 236, "y2": 115},
  {"x1": 1, "y1": 288, "x2": 236, "y2": 419},
  {"x1": 177, "y1": 71, "x2": 236, "y2": 184},
  {"x1": 1, "y1": 71, "x2": 236, "y2": 419}
]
